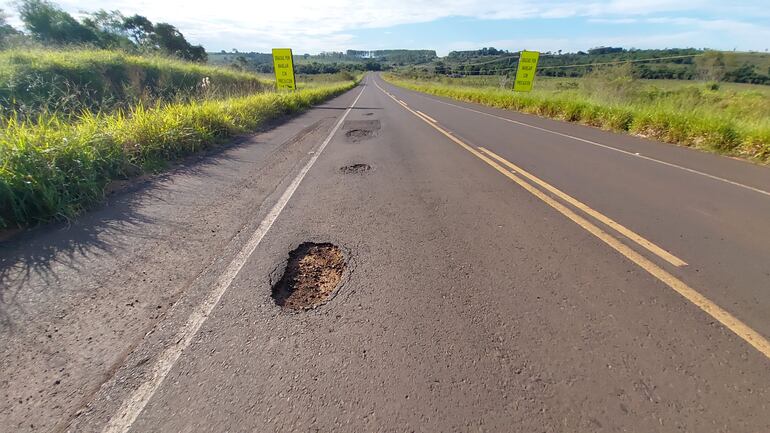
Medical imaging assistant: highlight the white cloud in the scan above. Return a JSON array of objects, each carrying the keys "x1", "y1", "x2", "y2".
[{"x1": 1, "y1": 0, "x2": 767, "y2": 53}]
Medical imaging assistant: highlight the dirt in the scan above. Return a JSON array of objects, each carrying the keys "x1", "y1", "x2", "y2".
[
  {"x1": 340, "y1": 164, "x2": 372, "y2": 174},
  {"x1": 271, "y1": 243, "x2": 345, "y2": 310}
]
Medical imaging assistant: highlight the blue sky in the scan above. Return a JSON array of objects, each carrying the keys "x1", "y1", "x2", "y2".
[{"x1": 2, "y1": 0, "x2": 769, "y2": 55}]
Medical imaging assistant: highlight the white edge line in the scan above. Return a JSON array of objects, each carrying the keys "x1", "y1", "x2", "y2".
[
  {"x1": 381, "y1": 78, "x2": 770, "y2": 198},
  {"x1": 102, "y1": 80, "x2": 368, "y2": 433}
]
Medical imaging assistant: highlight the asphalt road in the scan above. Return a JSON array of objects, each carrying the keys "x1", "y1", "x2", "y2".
[{"x1": 2, "y1": 73, "x2": 769, "y2": 432}]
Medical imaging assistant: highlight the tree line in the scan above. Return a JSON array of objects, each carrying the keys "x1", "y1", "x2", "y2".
[
  {"x1": 0, "y1": 0, "x2": 206, "y2": 62},
  {"x1": 437, "y1": 47, "x2": 770, "y2": 85}
]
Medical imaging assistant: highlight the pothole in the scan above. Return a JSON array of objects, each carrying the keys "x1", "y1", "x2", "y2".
[
  {"x1": 345, "y1": 129, "x2": 373, "y2": 141},
  {"x1": 343, "y1": 120, "x2": 380, "y2": 142},
  {"x1": 340, "y1": 163, "x2": 371, "y2": 174},
  {"x1": 271, "y1": 243, "x2": 346, "y2": 310}
]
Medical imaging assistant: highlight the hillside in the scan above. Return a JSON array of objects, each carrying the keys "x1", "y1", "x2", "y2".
[{"x1": 0, "y1": 49, "x2": 268, "y2": 118}]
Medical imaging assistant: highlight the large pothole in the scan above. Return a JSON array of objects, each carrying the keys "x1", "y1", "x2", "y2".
[
  {"x1": 271, "y1": 243, "x2": 345, "y2": 310},
  {"x1": 343, "y1": 120, "x2": 380, "y2": 142},
  {"x1": 345, "y1": 129, "x2": 373, "y2": 141},
  {"x1": 340, "y1": 163, "x2": 371, "y2": 174}
]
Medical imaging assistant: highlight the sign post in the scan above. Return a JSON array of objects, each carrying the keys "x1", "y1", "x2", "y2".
[
  {"x1": 513, "y1": 51, "x2": 540, "y2": 92},
  {"x1": 272, "y1": 48, "x2": 296, "y2": 91}
]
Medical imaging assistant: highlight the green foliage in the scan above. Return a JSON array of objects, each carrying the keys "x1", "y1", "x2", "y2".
[
  {"x1": 18, "y1": 0, "x2": 100, "y2": 45},
  {"x1": 0, "y1": 49, "x2": 267, "y2": 118},
  {"x1": 694, "y1": 51, "x2": 728, "y2": 81},
  {"x1": 0, "y1": 80, "x2": 357, "y2": 228},
  {"x1": 15, "y1": 0, "x2": 206, "y2": 62},
  {"x1": 150, "y1": 23, "x2": 207, "y2": 62},
  {"x1": 0, "y1": 8, "x2": 21, "y2": 47},
  {"x1": 383, "y1": 74, "x2": 770, "y2": 164},
  {"x1": 427, "y1": 48, "x2": 770, "y2": 85},
  {"x1": 448, "y1": 47, "x2": 509, "y2": 59}
]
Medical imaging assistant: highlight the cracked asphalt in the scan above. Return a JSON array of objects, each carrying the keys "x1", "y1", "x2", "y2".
[{"x1": 2, "y1": 74, "x2": 769, "y2": 432}]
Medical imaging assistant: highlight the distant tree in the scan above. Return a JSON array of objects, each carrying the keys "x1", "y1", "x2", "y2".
[
  {"x1": 122, "y1": 14, "x2": 154, "y2": 46},
  {"x1": 18, "y1": 0, "x2": 99, "y2": 45},
  {"x1": 121, "y1": 15, "x2": 206, "y2": 62},
  {"x1": 81, "y1": 10, "x2": 133, "y2": 49},
  {"x1": 152, "y1": 23, "x2": 206, "y2": 61},
  {"x1": 588, "y1": 47, "x2": 625, "y2": 55},
  {"x1": 364, "y1": 60, "x2": 382, "y2": 71},
  {"x1": 0, "y1": 9, "x2": 21, "y2": 46},
  {"x1": 724, "y1": 63, "x2": 769, "y2": 84},
  {"x1": 695, "y1": 51, "x2": 727, "y2": 81}
]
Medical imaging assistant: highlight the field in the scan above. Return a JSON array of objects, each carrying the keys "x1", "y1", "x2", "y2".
[
  {"x1": 383, "y1": 72, "x2": 770, "y2": 163},
  {"x1": 0, "y1": 50, "x2": 358, "y2": 229}
]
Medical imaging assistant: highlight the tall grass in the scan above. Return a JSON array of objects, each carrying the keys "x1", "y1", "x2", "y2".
[
  {"x1": 0, "y1": 81, "x2": 357, "y2": 228},
  {"x1": 383, "y1": 73, "x2": 770, "y2": 163},
  {"x1": 0, "y1": 49, "x2": 270, "y2": 118}
]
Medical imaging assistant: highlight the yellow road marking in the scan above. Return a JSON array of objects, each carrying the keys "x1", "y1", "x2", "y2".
[
  {"x1": 374, "y1": 78, "x2": 770, "y2": 360},
  {"x1": 416, "y1": 110, "x2": 438, "y2": 123},
  {"x1": 479, "y1": 147, "x2": 687, "y2": 267},
  {"x1": 401, "y1": 83, "x2": 770, "y2": 199}
]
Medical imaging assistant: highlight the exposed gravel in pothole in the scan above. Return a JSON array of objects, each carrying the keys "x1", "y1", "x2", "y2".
[
  {"x1": 271, "y1": 243, "x2": 345, "y2": 310},
  {"x1": 343, "y1": 120, "x2": 380, "y2": 142},
  {"x1": 340, "y1": 163, "x2": 372, "y2": 174},
  {"x1": 345, "y1": 129, "x2": 373, "y2": 141}
]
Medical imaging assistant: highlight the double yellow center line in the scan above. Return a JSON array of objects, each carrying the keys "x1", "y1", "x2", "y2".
[{"x1": 375, "y1": 79, "x2": 770, "y2": 359}]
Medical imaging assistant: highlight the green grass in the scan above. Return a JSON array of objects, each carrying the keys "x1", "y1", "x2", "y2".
[
  {"x1": 0, "y1": 49, "x2": 270, "y2": 118},
  {"x1": 383, "y1": 74, "x2": 770, "y2": 163},
  {"x1": 0, "y1": 80, "x2": 357, "y2": 228}
]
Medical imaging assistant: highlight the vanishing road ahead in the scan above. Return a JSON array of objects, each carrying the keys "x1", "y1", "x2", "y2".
[{"x1": 2, "y1": 74, "x2": 769, "y2": 432}]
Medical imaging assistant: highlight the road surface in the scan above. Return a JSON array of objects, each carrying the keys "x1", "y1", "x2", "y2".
[{"x1": 2, "y1": 73, "x2": 769, "y2": 432}]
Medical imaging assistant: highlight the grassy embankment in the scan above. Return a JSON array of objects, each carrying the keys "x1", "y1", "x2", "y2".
[
  {"x1": 0, "y1": 49, "x2": 270, "y2": 118},
  {"x1": 0, "y1": 50, "x2": 358, "y2": 228},
  {"x1": 383, "y1": 73, "x2": 770, "y2": 163}
]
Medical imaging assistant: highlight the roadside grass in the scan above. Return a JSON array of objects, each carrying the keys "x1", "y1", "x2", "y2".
[
  {"x1": 0, "y1": 81, "x2": 357, "y2": 228},
  {"x1": 0, "y1": 49, "x2": 270, "y2": 118},
  {"x1": 383, "y1": 74, "x2": 770, "y2": 163}
]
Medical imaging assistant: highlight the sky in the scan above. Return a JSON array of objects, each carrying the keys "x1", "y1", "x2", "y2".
[{"x1": 2, "y1": 0, "x2": 769, "y2": 55}]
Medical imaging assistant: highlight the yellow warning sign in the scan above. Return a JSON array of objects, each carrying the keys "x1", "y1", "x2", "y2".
[
  {"x1": 513, "y1": 51, "x2": 540, "y2": 92},
  {"x1": 272, "y1": 48, "x2": 296, "y2": 91}
]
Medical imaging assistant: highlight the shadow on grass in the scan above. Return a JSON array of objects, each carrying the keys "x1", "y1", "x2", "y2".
[
  {"x1": 0, "y1": 185, "x2": 155, "y2": 329},
  {"x1": 0, "y1": 123, "x2": 276, "y2": 329}
]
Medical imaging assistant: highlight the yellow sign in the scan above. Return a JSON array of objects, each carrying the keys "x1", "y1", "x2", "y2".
[
  {"x1": 272, "y1": 48, "x2": 296, "y2": 91},
  {"x1": 513, "y1": 51, "x2": 540, "y2": 92}
]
